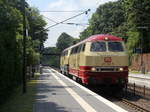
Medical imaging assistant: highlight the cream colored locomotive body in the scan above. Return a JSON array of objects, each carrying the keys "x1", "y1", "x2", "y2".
[{"x1": 60, "y1": 34, "x2": 128, "y2": 86}]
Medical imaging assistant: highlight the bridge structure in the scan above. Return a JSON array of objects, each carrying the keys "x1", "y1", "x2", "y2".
[{"x1": 41, "y1": 53, "x2": 61, "y2": 56}]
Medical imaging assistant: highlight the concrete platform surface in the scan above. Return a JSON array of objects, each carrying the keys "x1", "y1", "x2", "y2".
[{"x1": 33, "y1": 67, "x2": 128, "y2": 112}]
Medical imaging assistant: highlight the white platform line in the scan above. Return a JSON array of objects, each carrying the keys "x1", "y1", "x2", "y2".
[
  {"x1": 49, "y1": 70, "x2": 97, "y2": 112},
  {"x1": 50, "y1": 68, "x2": 128, "y2": 112}
]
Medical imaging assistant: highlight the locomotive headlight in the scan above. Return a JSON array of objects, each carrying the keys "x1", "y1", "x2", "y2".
[
  {"x1": 119, "y1": 67, "x2": 124, "y2": 71},
  {"x1": 104, "y1": 37, "x2": 109, "y2": 41},
  {"x1": 91, "y1": 67, "x2": 96, "y2": 71}
]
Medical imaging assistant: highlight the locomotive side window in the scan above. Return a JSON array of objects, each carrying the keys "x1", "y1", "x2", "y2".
[
  {"x1": 81, "y1": 44, "x2": 85, "y2": 52},
  {"x1": 108, "y1": 42, "x2": 124, "y2": 52},
  {"x1": 90, "y1": 42, "x2": 106, "y2": 52},
  {"x1": 75, "y1": 46, "x2": 79, "y2": 53},
  {"x1": 72, "y1": 48, "x2": 76, "y2": 54},
  {"x1": 65, "y1": 50, "x2": 68, "y2": 56},
  {"x1": 70, "y1": 48, "x2": 74, "y2": 54},
  {"x1": 77, "y1": 45, "x2": 82, "y2": 53},
  {"x1": 70, "y1": 46, "x2": 79, "y2": 54}
]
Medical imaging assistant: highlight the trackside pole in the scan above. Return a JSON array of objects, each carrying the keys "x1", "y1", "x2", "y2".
[
  {"x1": 133, "y1": 83, "x2": 135, "y2": 96},
  {"x1": 22, "y1": 0, "x2": 27, "y2": 93},
  {"x1": 144, "y1": 85, "x2": 145, "y2": 96},
  {"x1": 125, "y1": 84, "x2": 127, "y2": 98}
]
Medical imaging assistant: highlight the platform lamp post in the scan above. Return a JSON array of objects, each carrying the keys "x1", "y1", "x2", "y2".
[{"x1": 22, "y1": 0, "x2": 27, "y2": 93}]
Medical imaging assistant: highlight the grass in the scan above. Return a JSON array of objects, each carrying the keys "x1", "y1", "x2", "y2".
[{"x1": 0, "y1": 73, "x2": 40, "y2": 112}]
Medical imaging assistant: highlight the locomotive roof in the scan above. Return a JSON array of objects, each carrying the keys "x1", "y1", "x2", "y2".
[
  {"x1": 85, "y1": 34, "x2": 122, "y2": 42},
  {"x1": 63, "y1": 34, "x2": 123, "y2": 51}
]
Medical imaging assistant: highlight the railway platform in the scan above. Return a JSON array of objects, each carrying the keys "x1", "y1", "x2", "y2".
[
  {"x1": 33, "y1": 67, "x2": 127, "y2": 112},
  {"x1": 129, "y1": 73, "x2": 150, "y2": 88}
]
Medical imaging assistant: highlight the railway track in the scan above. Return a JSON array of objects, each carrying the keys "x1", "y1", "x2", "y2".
[
  {"x1": 117, "y1": 98, "x2": 150, "y2": 112},
  {"x1": 121, "y1": 98, "x2": 150, "y2": 112}
]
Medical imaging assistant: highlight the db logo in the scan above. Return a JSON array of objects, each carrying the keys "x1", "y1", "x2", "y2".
[{"x1": 104, "y1": 57, "x2": 112, "y2": 62}]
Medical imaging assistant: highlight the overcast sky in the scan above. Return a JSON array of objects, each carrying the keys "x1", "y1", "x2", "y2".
[{"x1": 27, "y1": 0, "x2": 117, "y2": 47}]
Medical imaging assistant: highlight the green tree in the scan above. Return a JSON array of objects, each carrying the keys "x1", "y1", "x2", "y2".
[
  {"x1": 123, "y1": 0, "x2": 150, "y2": 53},
  {"x1": 26, "y1": 8, "x2": 48, "y2": 66},
  {"x1": 27, "y1": 8, "x2": 48, "y2": 43},
  {"x1": 56, "y1": 32, "x2": 74, "y2": 51},
  {"x1": 80, "y1": 1, "x2": 126, "y2": 40},
  {"x1": 0, "y1": 0, "x2": 48, "y2": 104},
  {"x1": 0, "y1": 0, "x2": 23, "y2": 103},
  {"x1": 80, "y1": 0, "x2": 150, "y2": 54}
]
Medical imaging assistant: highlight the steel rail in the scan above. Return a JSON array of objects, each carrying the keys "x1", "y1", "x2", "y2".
[{"x1": 121, "y1": 98, "x2": 150, "y2": 112}]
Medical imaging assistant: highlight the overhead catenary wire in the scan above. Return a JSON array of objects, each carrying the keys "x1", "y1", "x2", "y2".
[
  {"x1": 43, "y1": 15, "x2": 58, "y2": 24},
  {"x1": 62, "y1": 22, "x2": 89, "y2": 26},
  {"x1": 43, "y1": 15, "x2": 89, "y2": 26},
  {"x1": 46, "y1": 9, "x2": 90, "y2": 29},
  {"x1": 40, "y1": 10, "x2": 87, "y2": 12},
  {"x1": 35, "y1": 9, "x2": 91, "y2": 34}
]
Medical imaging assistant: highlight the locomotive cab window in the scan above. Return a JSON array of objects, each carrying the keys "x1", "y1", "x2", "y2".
[
  {"x1": 90, "y1": 42, "x2": 106, "y2": 52},
  {"x1": 108, "y1": 42, "x2": 124, "y2": 52}
]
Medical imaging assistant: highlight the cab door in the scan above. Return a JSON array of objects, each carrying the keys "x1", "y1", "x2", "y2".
[
  {"x1": 77, "y1": 44, "x2": 86, "y2": 77},
  {"x1": 77, "y1": 44, "x2": 85, "y2": 67},
  {"x1": 76, "y1": 45, "x2": 81, "y2": 69}
]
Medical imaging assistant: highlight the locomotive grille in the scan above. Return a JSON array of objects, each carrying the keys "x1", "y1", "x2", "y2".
[
  {"x1": 95, "y1": 67, "x2": 117, "y2": 72},
  {"x1": 101, "y1": 68, "x2": 115, "y2": 72}
]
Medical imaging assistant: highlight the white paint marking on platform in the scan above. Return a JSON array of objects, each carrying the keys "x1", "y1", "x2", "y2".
[
  {"x1": 50, "y1": 68, "x2": 128, "y2": 112},
  {"x1": 49, "y1": 70, "x2": 97, "y2": 112}
]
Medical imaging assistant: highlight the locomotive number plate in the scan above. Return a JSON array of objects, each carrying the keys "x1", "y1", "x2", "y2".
[{"x1": 104, "y1": 57, "x2": 112, "y2": 62}]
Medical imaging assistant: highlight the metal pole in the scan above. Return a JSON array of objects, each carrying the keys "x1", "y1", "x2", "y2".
[
  {"x1": 133, "y1": 83, "x2": 135, "y2": 96},
  {"x1": 144, "y1": 85, "x2": 145, "y2": 96},
  {"x1": 22, "y1": 0, "x2": 26, "y2": 93},
  {"x1": 140, "y1": 28, "x2": 145, "y2": 74},
  {"x1": 125, "y1": 83, "x2": 127, "y2": 98},
  {"x1": 40, "y1": 42, "x2": 43, "y2": 74}
]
